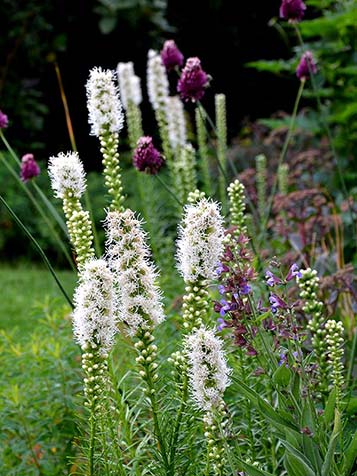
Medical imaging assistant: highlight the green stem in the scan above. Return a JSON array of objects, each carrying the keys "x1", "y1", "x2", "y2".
[
  {"x1": 89, "y1": 411, "x2": 96, "y2": 476},
  {"x1": 168, "y1": 376, "x2": 188, "y2": 475},
  {"x1": 0, "y1": 193, "x2": 73, "y2": 308},
  {"x1": 347, "y1": 327, "x2": 357, "y2": 391},
  {"x1": 154, "y1": 173, "x2": 183, "y2": 207}
]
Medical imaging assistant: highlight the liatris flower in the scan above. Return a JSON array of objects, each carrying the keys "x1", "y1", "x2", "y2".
[
  {"x1": 177, "y1": 57, "x2": 209, "y2": 103},
  {"x1": 86, "y1": 67, "x2": 124, "y2": 137},
  {"x1": 325, "y1": 320, "x2": 345, "y2": 404},
  {"x1": 20, "y1": 153, "x2": 40, "y2": 182},
  {"x1": 280, "y1": 0, "x2": 306, "y2": 23},
  {"x1": 227, "y1": 179, "x2": 248, "y2": 238},
  {"x1": 255, "y1": 154, "x2": 267, "y2": 221},
  {"x1": 72, "y1": 259, "x2": 117, "y2": 353},
  {"x1": 133, "y1": 136, "x2": 164, "y2": 175},
  {"x1": 278, "y1": 163, "x2": 289, "y2": 195},
  {"x1": 48, "y1": 152, "x2": 94, "y2": 267},
  {"x1": 0, "y1": 110, "x2": 8, "y2": 129},
  {"x1": 48, "y1": 151, "x2": 86, "y2": 199},
  {"x1": 177, "y1": 198, "x2": 224, "y2": 283},
  {"x1": 105, "y1": 209, "x2": 165, "y2": 336},
  {"x1": 296, "y1": 51, "x2": 317, "y2": 81},
  {"x1": 160, "y1": 39, "x2": 184, "y2": 71},
  {"x1": 167, "y1": 96, "x2": 187, "y2": 152},
  {"x1": 215, "y1": 94, "x2": 227, "y2": 205},
  {"x1": 195, "y1": 107, "x2": 211, "y2": 195},
  {"x1": 147, "y1": 49, "x2": 170, "y2": 112},
  {"x1": 174, "y1": 143, "x2": 198, "y2": 204},
  {"x1": 186, "y1": 326, "x2": 231, "y2": 411},
  {"x1": 116, "y1": 62, "x2": 142, "y2": 110}
]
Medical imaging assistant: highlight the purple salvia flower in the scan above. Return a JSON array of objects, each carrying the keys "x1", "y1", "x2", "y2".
[
  {"x1": 278, "y1": 352, "x2": 289, "y2": 367},
  {"x1": 286, "y1": 263, "x2": 302, "y2": 281},
  {"x1": 265, "y1": 270, "x2": 282, "y2": 287},
  {"x1": 133, "y1": 136, "x2": 164, "y2": 175},
  {"x1": 20, "y1": 154, "x2": 40, "y2": 182},
  {"x1": 296, "y1": 51, "x2": 317, "y2": 81},
  {"x1": 269, "y1": 293, "x2": 288, "y2": 313},
  {"x1": 0, "y1": 110, "x2": 8, "y2": 129},
  {"x1": 216, "y1": 262, "x2": 229, "y2": 276},
  {"x1": 217, "y1": 317, "x2": 226, "y2": 332},
  {"x1": 240, "y1": 283, "x2": 251, "y2": 295},
  {"x1": 280, "y1": 0, "x2": 306, "y2": 23},
  {"x1": 160, "y1": 40, "x2": 184, "y2": 71},
  {"x1": 218, "y1": 284, "x2": 226, "y2": 295},
  {"x1": 177, "y1": 57, "x2": 209, "y2": 103}
]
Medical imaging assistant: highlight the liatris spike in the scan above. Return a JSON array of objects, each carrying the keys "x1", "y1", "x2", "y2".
[
  {"x1": 173, "y1": 143, "x2": 198, "y2": 205},
  {"x1": 297, "y1": 268, "x2": 329, "y2": 392},
  {"x1": 160, "y1": 39, "x2": 184, "y2": 71},
  {"x1": 186, "y1": 326, "x2": 231, "y2": 475},
  {"x1": 0, "y1": 110, "x2": 8, "y2": 129},
  {"x1": 86, "y1": 67, "x2": 125, "y2": 210},
  {"x1": 296, "y1": 51, "x2": 317, "y2": 81},
  {"x1": 280, "y1": 0, "x2": 306, "y2": 23},
  {"x1": 177, "y1": 57, "x2": 209, "y2": 103},
  {"x1": 227, "y1": 179, "x2": 247, "y2": 237},
  {"x1": 20, "y1": 153, "x2": 40, "y2": 182},
  {"x1": 325, "y1": 320, "x2": 345, "y2": 404},
  {"x1": 177, "y1": 198, "x2": 224, "y2": 330},
  {"x1": 215, "y1": 94, "x2": 227, "y2": 207},
  {"x1": 195, "y1": 107, "x2": 211, "y2": 195},
  {"x1": 167, "y1": 96, "x2": 187, "y2": 153},
  {"x1": 133, "y1": 136, "x2": 164, "y2": 175},
  {"x1": 278, "y1": 163, "x2": 289, "y2": 195},
  {"x1": 48, "y1": 152, "x2": 95, "y2": 267},
  {"x1": 187, "y1": 189, "x2": 206, "y2": 205},
  {"x1": 117, "y1": 62, "x2": 143, "y2": 149},
  {"x1": 72, "y1": 259, "x2": 117, "y2": 411},
  {"x1": 255, "y1": 154, "x2": 267, "y2": 223},
  {"x1": 105, "y1": 209, "x2": 165, "y2": 336}
]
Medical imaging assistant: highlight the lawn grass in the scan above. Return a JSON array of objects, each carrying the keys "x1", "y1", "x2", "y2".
[{"x1": 0, "y1": 264, "x2": 76, "y2": 335}]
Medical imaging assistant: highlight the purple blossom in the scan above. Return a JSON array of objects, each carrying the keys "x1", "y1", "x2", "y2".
[
  {"x1": 279, "y1": 0, "x2": 306, "y2": 23},
  {"x1": 20, "y1": 154, "x2": 40, "y2": 182},
  {"x1": 278, "y1": 352, "x2": 289, "y2": 367},
  {"x1": 217, "y1": 299, "x2": 238, "y2": 317},
  {"x1": 296, "y1": 51, "x2": 317, "y2": 81},
  {"x1": 0, "y1": 110, "x2": 8, "y2": 129},
  {"x1": 160, "y1": 40, "x2": 184, "y2": 71},
  {"x1": 240, "y1": 283, "x2": 251, "y2": 295},
  {"x1": 177, "y1": 57, "x2": 209, "y2": 103},
  {"x1": 217, "y1": 317, "x2": 227, "y2": 332},
  {"x1": 286, "y1": 263, "x2": 302, "y2": 281},
  {"x1": 269, "y1": 293, "x2": 288, "y2": 313},
  {"x1": 216, "y1": 262, "x2": 229, "y2": 276},
  {"x1": 133, "y1": 136, "x2": 164, "y2": 175},
  {"x1": 265, "y1": 270, "x2": 282, "y2": 287},
  {"x1": 218, "y1": 284, "x2": 226, "y2": 295}
]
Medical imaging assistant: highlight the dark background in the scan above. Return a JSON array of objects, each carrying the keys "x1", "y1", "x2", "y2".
[{"x1": 1, "y1": 0, "x2": 301, "y2": 170}]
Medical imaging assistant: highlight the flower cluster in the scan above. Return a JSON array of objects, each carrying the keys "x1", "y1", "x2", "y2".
[
  {"x1": 72, "y1": 259, "x2": 117, "y2": 353},
  {"x1": 296, "y1": 51, "x2": 317, "y2": 81},
  {"x1": 116, "y1": 61, "x2": 142, "y2": 110},
  {"x1": 177, "y1": 57, "x2": 209, "y2": 102},
  {"x1": 167, "y1": 96, "x2": 187, "y2": 151},
  {"x1": 105, "y1": 209, "x2": 165, "y2": 335},
  {"x1": 147, "y1": 49, "x2": 170, "y2": 112},
  {"x1": 186, "y1": 326, "x2": 231, "y2": 410},
  {"x1": 133, "y1": 136, "x2": 164, "y2": 175},
  {"x1": 279, "y1": 0, "x2": 306, "y2": 23},
  {"x1": 48, "y1": 152, "x2": 86, "y2": 199},
  {"x1": 176, "y1": 198, "x2": 225, "y2": 283},
  {"x1": 20, "y1": 153, "x2": 40, "y2": 182},
  {"x1": 325, "y1": 319, "x2": 345, "y2": 402},
  {"x1": 86, "y1": 67, "x2": 124, "y2": 137},
  {"x1": 0, "y1": 109, "x2": 8, "y2": 129},
  {"x1": 160, "y1": 39, "x2": 184, "y2": 71},
  {"x1": 227, "y1": 179, "x2": 247, "y2": 237}
]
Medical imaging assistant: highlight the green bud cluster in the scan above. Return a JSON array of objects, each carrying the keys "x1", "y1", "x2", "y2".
[
  {"x1": 227, "y1": 179, "x2": 247, "y2": 237},
  {"x1": 81, "y1": 342, "x2": 109, "y2": 412},
  {"x1": 99, "y1": 131, "x2": 125, "y2": 211},
  {"x1": 134, "y1": 330, "x2": 159, "y2": 393},
  {"x1": 203, "y1": 406, "x2": 227, "y2": 476},
  {"x1": 278, "y1": 163, "x2": 289, "y2": 195},
  {"x1": 255, "y1": 154, "x2": 267, "y2": 222},
  {"x1": 126, "y1": 100, "x2": 143, "y2": 151},
  {"x1": 195, "y1": 107, "x2": 211, "y2": 195},
  {"x1": 297, "y1": 268, "x2": 328, "y2": 391},
  {"x1": 325, "y1": 319, "x2": 345, "y2": 404},
  {"x1": 187, "y1": 189, "x2": 206, "y2": 205},
  {"x1": 215, "y1": 94, "x2": 227, "y2": 207},
  {"x1": 63, "y1": 193, "x2": 95, "y2": 268},
  {"x1": 182, "y1": 280, "x2": 210, "y2": 332},
  {"x1": 174, "y1": 144, "x2": 198, "y2": 205}
]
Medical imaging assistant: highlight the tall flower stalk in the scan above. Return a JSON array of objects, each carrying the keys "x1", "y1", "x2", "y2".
[
  {"x1": 227, "y1": 179, "x2": 248, "y2": 239},
  {"x1": 174, "y1": 144, "x2": 198, "y2": 205},
  {"x1": 215, "y1": 94, "x2": 227, "y2": 207},
  {"x1": 86, "y1": 67, "x2": 125, "y2": 211},
  {"x1": 195, "y1": 107, "x2": 211, "y2": 195}
]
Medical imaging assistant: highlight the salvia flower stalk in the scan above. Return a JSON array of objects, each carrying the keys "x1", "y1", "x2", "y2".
[
  {"x1": 48, "y1": 152, "x2": 95, "y2": 268},
  {"x1": 117, "y1": 61, "x2": 143, "y2": 150},
  {"x1": 86, "y1": 67, "x2": 125, "y2": 211},
  {"x1": 177, "y1": 198, "x2": 225, "y2": 330}
]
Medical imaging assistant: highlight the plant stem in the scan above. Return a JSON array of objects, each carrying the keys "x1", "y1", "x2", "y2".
[
  {"x1": 0, "y1": 193, "x2": 73, "y2": 308},
  {"x1": 154, "y1": 173, "x2": 183, "y2": 207}
]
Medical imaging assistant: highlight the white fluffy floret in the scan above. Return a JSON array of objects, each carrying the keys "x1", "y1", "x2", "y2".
[
  {"x1": 48, "y1": 152, "x2": 86, "y2": 199},
  {"x1": 72, "y1": 259, "x2": 117, "y2": 353},
  {"x1": 176, "y1": 198, "x2": 225, "y2": 282},
  {"x1": 186, "y1": 326, "x2": 231, "y2": 411},
  {"x1": 147, "y1": 49, "x2": 169, "y2": 111},
  {"x1": 86, "y1": 67, "x2": 124, "y2": 137},
  {"x1": 167, "y1": 96, "x2": 187, "y2": 150},
  {"x1": 117, "y1": 62, "x2": 142, "y2": 109},
  {"x1": 105, "y1": 210, "x2": 165, "y2": 335}
]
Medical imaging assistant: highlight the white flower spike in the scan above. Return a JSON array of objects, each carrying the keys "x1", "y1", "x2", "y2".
[{"x1": 48, "y1": 151, "x2": 86, "y2": 199}]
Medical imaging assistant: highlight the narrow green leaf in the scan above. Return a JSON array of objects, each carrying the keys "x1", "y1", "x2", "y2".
[
  {"x1": 343, "y1": 431, "x2": 357, "y2": 475},
  {"x1": 321, "y1": 410, "x2": 341, "y2": 476},
  {"x1": 237, "y1": 459, "x2": 274, "y2": 476},
  {"x1": 273, "y1": 365, "x2": 292, "y2": 387},
  {"x1": 324, "y1": 388, "x2": 336, "y2": 426},
  {"x1": 281, "y1": 440, "x2": 316, "y2": 476}
]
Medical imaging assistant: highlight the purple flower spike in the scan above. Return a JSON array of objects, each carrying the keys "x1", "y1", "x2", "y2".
[
  {"x1": 286, "y1": 263, "x2": 302, "y2": 281},
  {"x1": 278, "y1": 352, "x2": 289, "y2": 367},
  {"x1": 161, "y1": 40, "x2": 184, "y2": 71},
  {"x1": 177, "y1": 57, "x2": 209, "y2": 103},
  {"x1": 269, "y1": 293, "x2": 288, "y2": 313},
  {"x1": 218, "y1": 284, "x2": 226, "y2": 295},
  {"x1": 240, "y1": 283, "x2": 252, "y2": 295},
  {"x1": 265, "y1": 270, "x2": 282, "y2": 287},
  {"x1": 133, "y1": 136, "x2": 164, "y2": 175},
  {"x1": 216, "y1": 262, "x2": 229, "y2": 276},
  {"x1": 0, "y1": 110, "x2": 8, "y2": 129},
  {"x1": 20, "y1": 154, "x2": 40, "y2": 182},
  {"x1": 217, "y1": 317, "x2": 227, "y2": 332},
  {"x1": 280, "y1": 0, "x2": 306, "y2": 23},
  {"x1": 296, "y1": 51, "x2": 317, "y2": 81}
]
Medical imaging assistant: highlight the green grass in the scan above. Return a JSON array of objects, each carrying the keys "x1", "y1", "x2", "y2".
[{"x1": 0, "y1": 264, "x2": 76, "y2": 335}]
